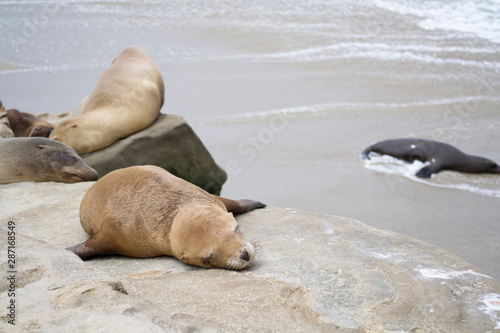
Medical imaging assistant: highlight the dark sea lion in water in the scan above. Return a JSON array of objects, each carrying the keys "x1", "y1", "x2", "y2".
[
  {"x1": 66, "y1": 165, "x2": 266, "y2": 270},
  {"x1": 361, "y1": 138, "x2": 500, "y2": 178},
  {"x1": 6, "y1": 109, "x2": 54, "y2": 137},
  {"x1": 0, "y1": 138, "x2": 99, "y2": 184}
]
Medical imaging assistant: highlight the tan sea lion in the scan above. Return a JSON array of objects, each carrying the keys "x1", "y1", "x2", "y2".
[
  {"x1": 66, "y1": 165, "x2": 266, "y2": 270},
  {"x1": 0, "y1": 138, "x2": 99, "y2": 184},
  {"x1": 361, "y1": 138, "x2": 500, "y2": 178},
  {"x1": 6, "y1": 109, "x2": 54, "y2": 137},
  {"x1": 50, "y1": 46, "x2": 164, "y2": 154}
]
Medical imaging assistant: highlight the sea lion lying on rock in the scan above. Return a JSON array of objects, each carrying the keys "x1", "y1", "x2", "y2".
[
  {"x1": 50, "y1": 46, "x2": 164, "y2": 154},
  {"x1": 362, "y1": 138, "x2": 500, "y2": 178},
  {"x1": 6, "y1": 109, "x2": 54, "y2": 137},
  {"x1": 67, "y1": 165, "x2": 266, "y2": 270},
  {"x1": 0, "y1": 138, "x2": 98, "y2": 184}
]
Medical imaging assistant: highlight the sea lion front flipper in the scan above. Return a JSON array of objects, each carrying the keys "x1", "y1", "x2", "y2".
[
  {"x1": 415, "y1": 163, "x2": 442, "y2": 178},
  {"x1": 360, "y1": 147, "x2": 372, "y2": 160},
  {"x1": 212, "y1": 195, "x2": 266, "y2": 214}
]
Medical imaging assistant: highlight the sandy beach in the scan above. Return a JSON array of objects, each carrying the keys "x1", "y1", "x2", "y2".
[{"x1": 1, "y1": 0, "x2": 499, "y2": 280}]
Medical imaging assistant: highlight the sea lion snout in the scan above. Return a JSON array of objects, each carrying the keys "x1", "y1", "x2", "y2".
[
  {"x1": 220, "y1": 242, "x2": 256, "y2": 270},
  {"x1": 491, "y1": 162, "x2": 500, "y2": 173}
]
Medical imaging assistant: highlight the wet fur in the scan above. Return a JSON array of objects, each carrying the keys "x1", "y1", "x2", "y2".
[{"x1": 362, "y1": 138, "x2": 500, "y2": 178}]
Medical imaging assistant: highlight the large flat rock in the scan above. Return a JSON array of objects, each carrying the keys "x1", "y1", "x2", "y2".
[{"x1": 1, "y1": 181, "x2": 499, "y2": 332}]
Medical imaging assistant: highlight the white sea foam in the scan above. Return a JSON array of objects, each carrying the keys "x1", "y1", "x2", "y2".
[
  {"x1": 479, "y1": 294, "x2": 500, "y2": 329},
  {"x1": 199, "y1": 95, "x2": 500, "y2": 124},
  {"x1": 363, "y1": 154, "x2": 500, "y2": 199},
  {"x1": 223, "y1": 42, "x2": 500, "y2": 69},
  {"x1": 373, "y1": 0, "x2": 500, "y2": 44},
  {"x1": 418, "y1": 268, "x2": 492, "y2": 280}
]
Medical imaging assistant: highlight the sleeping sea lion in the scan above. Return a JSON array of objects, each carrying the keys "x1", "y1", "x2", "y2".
[
  {"x1": 0, "y1": 137, "x2": 98, "y2": 184},
  {"x1": 67, "y1": 165, "x2": 266, "y2": 270},
  {"x1": 50, "y1": 46, "x2": 164, "y2": 154}
]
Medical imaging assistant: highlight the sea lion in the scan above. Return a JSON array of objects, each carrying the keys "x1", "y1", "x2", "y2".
[
  {"x1": 0, "y1": 138, "x2": 99, "y2": 184},
  {"x1": 49, "y1": 46, "x2": 164, "y2": 154},
  {"x1": 6, "y1": 109, "x2": 54, "y2": 137},
  {"x1": 361, "y1": 138, "x2": 500, "y2": 178},
  {"x1": 66, "y1": 165, "x2": 266, "y2": 270}
]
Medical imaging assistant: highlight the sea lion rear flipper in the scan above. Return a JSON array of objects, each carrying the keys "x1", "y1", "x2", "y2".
[
  {"x1": 66, "y1": 235, "x2": 114, "y2": 260},
  {"x1": 212, "y1": 195, "x2": 266, "y2": 214},
  {"x1": 66, "y1": 241, "x2": 94, "y2": 260}
]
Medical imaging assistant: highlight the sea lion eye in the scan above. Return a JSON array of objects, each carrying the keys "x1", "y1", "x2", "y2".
[
  {"x1": 58, "y1": 154, "x2": 78, "y2": 163},
  {"x1": 70, "y1": 124, "x2": 77, "y2": 128}
]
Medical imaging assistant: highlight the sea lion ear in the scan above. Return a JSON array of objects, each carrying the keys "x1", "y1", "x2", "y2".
[
  {"x1": 70, "y1": 124, "x2": 78, "y2": 128},
  {"x1": 36, "y1": 145, "x2": 51, "y2": 150}
]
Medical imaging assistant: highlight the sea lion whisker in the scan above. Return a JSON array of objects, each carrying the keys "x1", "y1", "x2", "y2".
[{"x1": 251, "y1": 240, "x2": 262, "y2": 256}]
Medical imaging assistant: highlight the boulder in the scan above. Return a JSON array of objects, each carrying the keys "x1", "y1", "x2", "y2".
[
  {"x1": 0, "y1": 101, "x2": 14, "y2": 138},
  {"x1": 81, "y1": 114, "x2": 227, "y2": 195},
  {"x1": 1, "y1": 181, "x2": 499, "y2": 332}
]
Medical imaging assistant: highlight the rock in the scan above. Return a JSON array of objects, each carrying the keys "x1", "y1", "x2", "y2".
[
  {"x1": 0, "y1": 101, "x2": 14, "y2": 138},
  {"x1": 81, "y1": 114, "x2": 227, "y2": 195},
  {"x1": 1, "y1": 181, "x2": 499, "y2": 332},
  {"x1": 0, "y1": 123, "x2": 13, "y2": 138},
  {"x1": 0, "y1": 234, "x2": 222, "y2": 332}
]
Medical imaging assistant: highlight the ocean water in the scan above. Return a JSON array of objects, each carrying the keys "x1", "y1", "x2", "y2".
[{"x1": 1, "y1": 0, "x2": 500, "y2": 68}]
